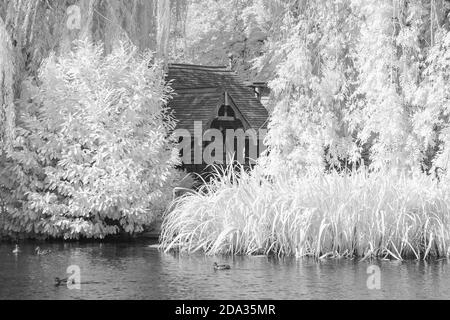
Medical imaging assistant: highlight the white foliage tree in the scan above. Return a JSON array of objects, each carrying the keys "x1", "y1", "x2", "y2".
[
  {"x1": 257, "y1": 0, "x2": 450, "y2": 175},
  {"x1": 0, "y1": 42, "x2": 182, "y2": 239},
  {"x1": 263, "y1": 0, "x2": 360, "y2": 174},
  {"x1": 352, "y1": 0, "x2": 426, "y2": 170}
]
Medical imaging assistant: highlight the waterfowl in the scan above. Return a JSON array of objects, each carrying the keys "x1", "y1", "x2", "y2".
[
  {"x1": 213, "y1": 262, "x2": 231, "y2": 270},
  {"x1": 35, "y1": 246, "x2": 52, "y2": 255},
  {"x1": 54, "y1": 277, "x2": 75, "y2": 286},
  {"x1": 12, "y1": 244, "x2": 20, "y2": 254}
]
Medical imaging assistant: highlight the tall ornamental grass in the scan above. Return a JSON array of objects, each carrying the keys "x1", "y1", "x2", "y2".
[{"x1": 160, "y1": 166, "x2": 450, "y2": 260}]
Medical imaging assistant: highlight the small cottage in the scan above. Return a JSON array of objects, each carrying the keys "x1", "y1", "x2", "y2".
[{"x1": 167, "y1": 64, "x2": 269, "y2": 175}]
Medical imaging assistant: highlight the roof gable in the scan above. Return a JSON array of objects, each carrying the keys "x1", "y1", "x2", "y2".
[{"x1": 167, "y1": 64, "x2": 269, "y2": 131}]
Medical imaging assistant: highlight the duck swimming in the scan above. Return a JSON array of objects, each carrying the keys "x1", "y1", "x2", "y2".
[
  {"x1": 35, "y1": 246, "x2": 52, "y2": 255},
  {"x1": 54, "y1": 277, "x2": 75, "y2": 286},
  {"x1": 12, "y1": 244, "x2": 20, "y2": 254},
  {"x1": 213, "y1": 262, "x2": 231, "y2": 270}
]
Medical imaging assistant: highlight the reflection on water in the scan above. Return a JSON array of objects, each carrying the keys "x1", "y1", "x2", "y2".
[{"x1": 0, "y1": 242, "x2": 448, "y2": 300}]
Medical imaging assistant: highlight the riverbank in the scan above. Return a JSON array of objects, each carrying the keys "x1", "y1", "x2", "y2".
[
  {"x1": 0, "y1": 218, "x2": 163, "y2": 243},
  {"x1": 160, "y1": 167, "x2": 450, "y2": 260}
]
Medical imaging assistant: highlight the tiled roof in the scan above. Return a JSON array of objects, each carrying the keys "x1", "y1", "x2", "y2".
[
  {"x1": 167, "y1": 64, "x2": 269, "y2": 131},
  {"x1": 168, "y1": 89, "x2": 221, "y2": 132}
]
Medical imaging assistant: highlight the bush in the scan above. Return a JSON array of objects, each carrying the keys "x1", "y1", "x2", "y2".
[
  {"x1": 0, "y1": 41, "x2": 182, "y2": 239},
  {"x1": 161, "y1": 165, "x2": 450, "y2": 260}
]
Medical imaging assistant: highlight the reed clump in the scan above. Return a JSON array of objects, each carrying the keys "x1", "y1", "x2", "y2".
[{"x1": 160, "y1": 166, "x2": 450, "y2": 260}]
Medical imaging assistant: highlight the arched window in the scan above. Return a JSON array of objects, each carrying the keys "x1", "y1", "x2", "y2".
[{"x1": 218, "y1": 105, "x2": 235, "y2": 119}]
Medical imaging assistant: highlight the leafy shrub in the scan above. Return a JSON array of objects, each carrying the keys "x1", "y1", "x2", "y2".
[{"x1": 0, "y1": 41, "x2": 182, "y2": 239}]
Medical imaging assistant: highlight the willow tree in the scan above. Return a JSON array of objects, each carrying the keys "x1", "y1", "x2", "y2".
[
  {"x1": 0, "y1": 17, "x2": 14, "y2": 153},
  {"x1": 250, "y1": 0, "x2": 450, "y2": 175},
  {"x1": 259, "y1": 0, "x2": 361, "y2": 174},
  {"x1": 413, "y1": 0, "x2": 450, "y2": 176},
  {"x1": 0, "y1": 0, "x2": 172, "y2": 97},
  {"x1": 59, "y1": 0, "x2": 161, "y2": 54},
  {"x1": 351, "y1": 0, "x2": 429, "y2": 170},
  {"x1": 180, "y1": 0, "x2": 270, "y2": 79}
]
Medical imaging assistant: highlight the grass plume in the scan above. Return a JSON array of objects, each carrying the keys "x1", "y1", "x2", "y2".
[{"x1": 160, "y1": 165, "x2": 450, "y2": 260}]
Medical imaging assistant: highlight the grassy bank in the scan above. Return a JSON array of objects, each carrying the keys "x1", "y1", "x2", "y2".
[{"x1": 160, "y1": 166, "x2": 450, "y2": 260}]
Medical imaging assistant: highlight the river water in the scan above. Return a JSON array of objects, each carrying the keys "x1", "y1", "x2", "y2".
[{"x1": 0, "y1": 241, "x2": 448, "y2": 300}]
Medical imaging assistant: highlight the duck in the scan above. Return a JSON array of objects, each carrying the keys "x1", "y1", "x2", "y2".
[
  {"x1": 35, "y1": 246, "x2": 52, "y2": 255},
  {"x1": 213, "y1": 262, "x2": 231, "y2": 270},
  {"x1": 12, "y1": 244, "x2": 20, "y2": 254},
  {"x1": 54, "y1": 277, "x2": 75, "y2": 286}
]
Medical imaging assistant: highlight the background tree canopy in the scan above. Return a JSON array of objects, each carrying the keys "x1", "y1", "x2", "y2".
[
  {"x1": 171, "y1": 0, "x2": 450, "y2": 175},
  {"x1": 3, "y1": 0, "x2": 450, "y2": 239}
]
